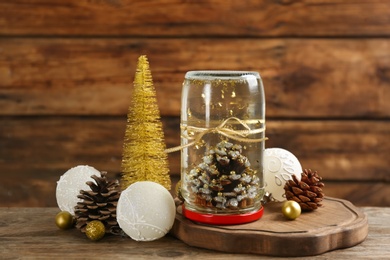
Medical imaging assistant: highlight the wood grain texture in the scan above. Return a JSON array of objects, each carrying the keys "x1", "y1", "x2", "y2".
[
  {"x1": 1, "y1": 116, "x2": 389, "y2": 207},
  {"x1": 173, "y1": 198, "x2": 368, "y2": 256},
  {"x1": 0, "y1": 38, "x2": 389, "y2": 117},
  {"x1": 1, "y1": 117, "x2": 388, "y2": 181},
  {"x1": 0, "y1": 207, "x2": 388, "y2": 259},
  {"x1": 0, "y1": 0, "x2": 389, "y2": 37},
  {"x1": 0, "y1": 0, "x2": 389, "y2": 209}
]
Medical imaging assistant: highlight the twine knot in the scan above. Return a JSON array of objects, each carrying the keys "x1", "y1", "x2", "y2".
[{"x1": 165, "y1": 117, "x2": 267, "y2": 153}]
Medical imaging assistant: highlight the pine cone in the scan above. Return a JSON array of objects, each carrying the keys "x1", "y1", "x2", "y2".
[
  {"x1": 74, "y1": 171, "x2": 122, "y2": 235},
  {"x1": 284, "y1": 169, "x2": 325, "y2": 211},
  {"x1": 187, "y1": 141, "x2": 260, "y2": 210}
]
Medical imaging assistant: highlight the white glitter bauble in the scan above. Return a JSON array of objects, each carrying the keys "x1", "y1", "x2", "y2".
[
  {"x1": 264, "y1": 148, "x2": 302, "y2": 202},
  {"x1": 117, "y1": 181, "x2": 176, "y2": 242},
  {"x1": 56, "y1": 165, "x2": 101, "y2": 215}
]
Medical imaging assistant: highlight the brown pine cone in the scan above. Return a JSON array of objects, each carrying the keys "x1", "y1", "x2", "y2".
[
  {"x1": 74, "y1": 171, "x2": 122, "y2": 235},
  {"x1": 284, "y1": 169, "x2": 325, "y2": 211}
]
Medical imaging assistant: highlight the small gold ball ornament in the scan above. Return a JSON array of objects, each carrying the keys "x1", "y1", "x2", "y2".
[
  {"x1": 282, "y1": 200, "x2": 301, "y2": 220},
  {"x1": 55, "y1": 211, "x2": 74, "y2": 230},
  {"x1": 85, "y1": 220, "x2": 105, "y2": 241}
]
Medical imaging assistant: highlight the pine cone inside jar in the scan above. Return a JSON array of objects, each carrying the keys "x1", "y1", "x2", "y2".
[
  {"x1": 284, "y1": 169, "x2": 325, "y2": 211},
  {"x1": 74, "y1": 171, "x2": 122, "y2": 235},
  {"x1": 187, "y1": 140, "x2": 260, "y2": 210}
]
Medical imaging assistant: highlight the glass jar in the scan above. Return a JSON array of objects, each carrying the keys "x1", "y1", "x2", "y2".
[{"x1": 180, "y1": 71, "x2": 266, "y2": 225}]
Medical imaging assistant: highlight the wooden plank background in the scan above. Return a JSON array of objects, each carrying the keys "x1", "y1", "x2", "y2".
[{"x1": 0, "y1": 0, "x2": 389, "y2": 207}]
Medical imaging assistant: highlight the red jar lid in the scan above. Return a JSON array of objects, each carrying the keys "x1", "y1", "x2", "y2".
[{"x1": 182, "y1": 205, "x2": 264, "y2": 225}]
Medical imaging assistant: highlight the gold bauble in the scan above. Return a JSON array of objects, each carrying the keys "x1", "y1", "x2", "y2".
[
  {"x1": 85, "y1": 220, "x2": 105, "y2": 241},
  {"x1": 282, "y1": 200, "x2": 301, "y2": 220},
  {"x1": 55, "y1": 211, "x2": 74, "y2": 230}
]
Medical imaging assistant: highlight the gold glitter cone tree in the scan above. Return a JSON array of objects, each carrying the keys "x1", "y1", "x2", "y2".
[{"x1": 121, "y1": 55, "x2": 171, "y2": 190}]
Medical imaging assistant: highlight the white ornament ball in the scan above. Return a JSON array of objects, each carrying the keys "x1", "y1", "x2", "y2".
[
  {"x1": 56, "y1": 165, "x2": 101, "y2": 215},
  {"x1": 117, "y1": 181, "x2": 176, "y2": 242},
  {"x1": 264, "y1": 148, "x2": 302, "y2": 202}
]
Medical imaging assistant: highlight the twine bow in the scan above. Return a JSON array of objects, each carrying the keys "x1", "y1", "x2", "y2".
[{"x1": 165, "y1": 117, "x2": 267, "y2": 153}]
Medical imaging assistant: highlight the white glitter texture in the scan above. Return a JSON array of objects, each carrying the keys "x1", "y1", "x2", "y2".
[
  {"x1": 56, "y1": 165, "x2": 101, "y2": 215},
  {"x1": 117, "y1": 181, "x2": 176, "y2": 241},
  {"x1": 264, "y1": 148, "x2": 302, "y2": 202}
]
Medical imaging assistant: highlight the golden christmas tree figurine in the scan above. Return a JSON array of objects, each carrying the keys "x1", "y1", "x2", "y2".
[{"x1": 121, "y1": 55, "x2": 171, "y2": 190}]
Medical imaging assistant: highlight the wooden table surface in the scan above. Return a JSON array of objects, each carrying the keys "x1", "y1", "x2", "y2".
[{"x1": 0, "y1": 207, "x2": 389, "y2": 259}]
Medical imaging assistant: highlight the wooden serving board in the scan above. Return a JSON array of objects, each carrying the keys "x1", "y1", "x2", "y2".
[{"x1": 171, "y1": 197, "x2": 368, "y2": 257}]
